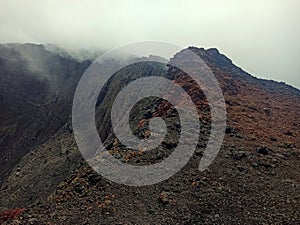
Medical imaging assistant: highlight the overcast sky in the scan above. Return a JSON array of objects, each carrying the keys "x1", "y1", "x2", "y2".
[{"x1": 0, "y1": 0, "x2": 299, "y2": 88}]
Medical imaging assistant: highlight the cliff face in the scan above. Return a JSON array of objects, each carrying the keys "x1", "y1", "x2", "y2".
[
  {"x1": 0, "y1": 43, "x2": 91, "y2": 186},
  {"x1": 0, "y1": 45, "x2": 299, "y2": 224}
]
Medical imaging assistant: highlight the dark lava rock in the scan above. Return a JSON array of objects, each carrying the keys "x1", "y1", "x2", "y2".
[
  {"x1": 270, "y1": 137, "x2": 277, "y2": 142},
  {"x1": 263, "y1": 108, "x2": 272, "y2": 116},
  {"x1": 283, "y1": 131, "x2": 293, "y2": 136},
  {"x1": 257, "y1": 147, "x2": 270, "y2": 155},
  {"x1": 159, "y1": 191, "x2": 175, "y2": 205},
  {"x1": 283, "y1": 142, "x2": 296, "y2": 149},
  {"x1": 231, "y1": 150, "x2": 248, "y2": 160},
  {"x1": 162, "y1": 141, "x2": 177, "y2": 149},
  {"x1": 225, "y1": 126, "x2": 236, "y2": 134}
]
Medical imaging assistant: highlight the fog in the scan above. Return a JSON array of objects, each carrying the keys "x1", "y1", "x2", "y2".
[{"x1": 0, "y1": 0, "x2": 299, "y2": 88}]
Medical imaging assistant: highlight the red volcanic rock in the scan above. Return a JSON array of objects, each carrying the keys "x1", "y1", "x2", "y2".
[{"x1": 0, "y1": 208, "x2": 25, "y2": 223}]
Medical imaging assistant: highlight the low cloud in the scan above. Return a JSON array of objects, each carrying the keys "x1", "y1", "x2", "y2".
[{"x1": 0, "y1": 0, "x2": 299, "y2": 88}]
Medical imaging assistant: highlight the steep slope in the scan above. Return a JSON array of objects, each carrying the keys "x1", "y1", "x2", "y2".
[
  {"x1": 172, "y1": 47, "x2": 300, "y2": 149},
  {"x1": 0, "y1": 43, "x2": 91, "y2": 186},
  {"x1": 1, "y1": 46, "x2": 299, "y2": 224}
]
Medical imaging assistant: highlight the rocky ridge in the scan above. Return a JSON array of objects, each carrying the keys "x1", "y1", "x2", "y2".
[{"x1": 0, "y1": 45, "x2": 299, "y2": 224}]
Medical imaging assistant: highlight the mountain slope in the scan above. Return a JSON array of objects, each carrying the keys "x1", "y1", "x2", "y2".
[
  {"x1": 0, "y1": 46, "x2": 299, "y2": 224},
  {"x1": 0, "y1": 43, "x2": 91, "y2": 186}
]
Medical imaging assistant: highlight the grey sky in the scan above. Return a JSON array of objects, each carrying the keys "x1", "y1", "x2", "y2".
[{"x1": 0, "y1": 0, "x2": 299, "y2": 88}]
